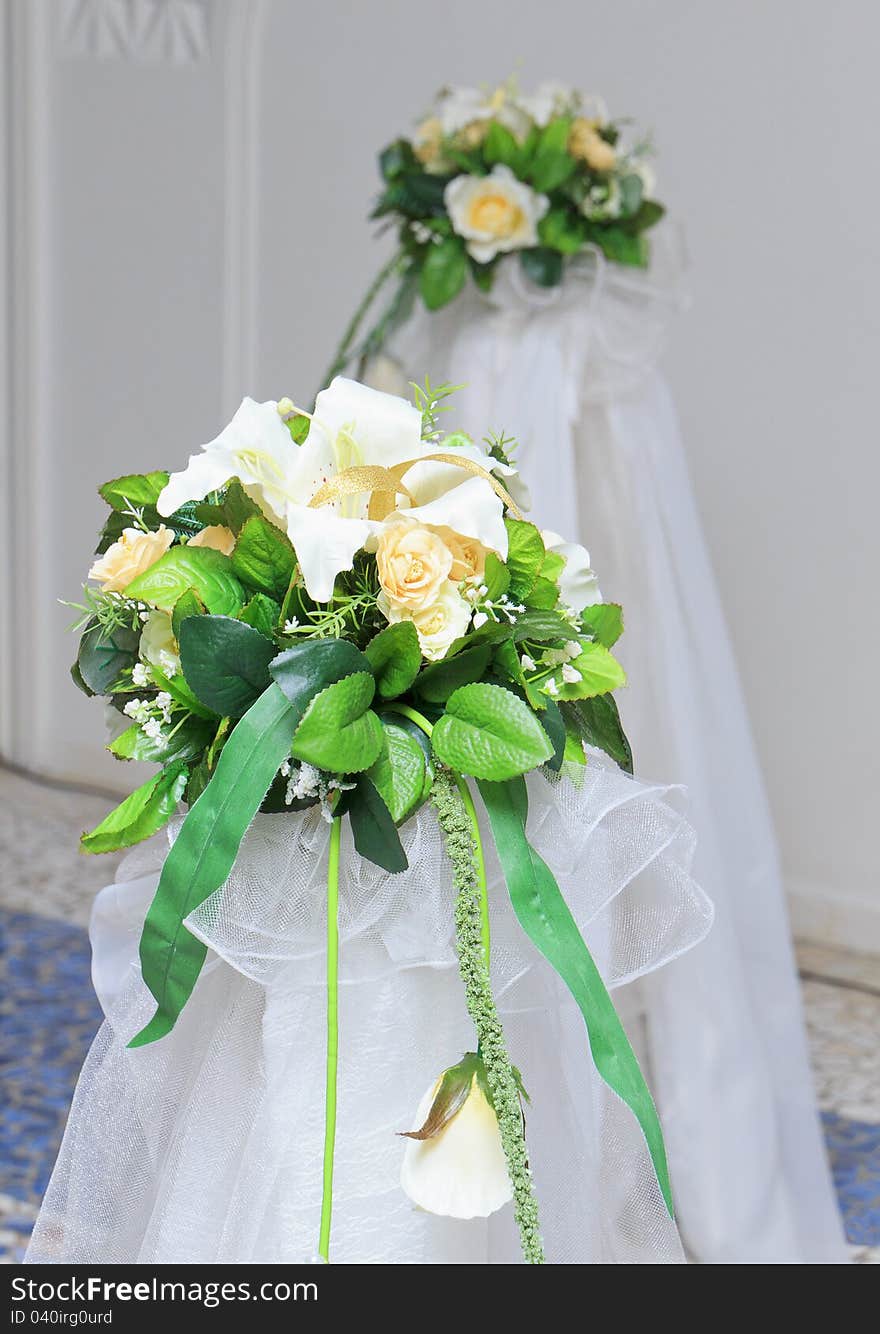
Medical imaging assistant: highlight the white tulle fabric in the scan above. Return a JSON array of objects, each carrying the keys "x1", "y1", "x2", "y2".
[
  {"x1": 383, "y1": 235, "x2": 847, "y2": 1263},
  {"x1": 26, "y1": 757, "x2": 712, "y2": 1265}
]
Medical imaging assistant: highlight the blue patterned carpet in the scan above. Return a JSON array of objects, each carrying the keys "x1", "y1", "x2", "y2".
[{"x1": 1, "y1": 906, "x2": 878, "y2": 1259}]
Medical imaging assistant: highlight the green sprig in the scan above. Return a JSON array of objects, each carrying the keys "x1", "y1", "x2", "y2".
[{"x1": 431, "y1": 766, "x2": 545, "y2": 1265}]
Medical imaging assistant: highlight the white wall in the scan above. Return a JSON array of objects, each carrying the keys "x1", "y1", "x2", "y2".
[{"x1": 2, "y1": 0, "x2": 878, "y2": 945}]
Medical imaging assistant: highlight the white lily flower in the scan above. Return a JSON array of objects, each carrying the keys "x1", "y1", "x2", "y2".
[
  {"x1": 436, "y1": 84, "x2": 529, "y2": 140},
  {"x1": 157, "y1": 397, "x2": 299, "y2": 527},
  {"x1": 519, "y1": 81, "x2": 579, "y2": 127},
  {"x1": 542, "y1": 530, "x2": 603, "y2": 611},
  {"x1": 400, "y1": 1057, "x2": 512, "y2": 1220}
]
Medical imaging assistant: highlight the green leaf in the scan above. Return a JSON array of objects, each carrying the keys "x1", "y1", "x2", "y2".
[
  {"x1": 538, "y1": 206, "x2": 587, "y2": 255},
  {"x1": 194, "y1": 480, "x2": 262, "y2": 534},
  {"x1": 345, "y1": 775, "x2": 408, "y2": 872},
  {"x1": 619, "y1": 173, "x2": 643, "y2": 216},
  {"x1": 171, "y1": 588, "x2": 206, "y2": 641},
  {"x1": 367, "y1": 720, "x2": 429, "y2": 823},
  {"x1": 109, "y1": 717, "x2": 214, "y2": 765},
  {"x1": 420, "y1": 237, "x2": 468, "y2": 310},
  {"x1": 365, "y1": 620, "x2": 421, "y2": 699},
  {"x1": 504, "y1": 518, "x2": 546, "y2": 598},
  {"x1": 148, "y1": 662, "x2": 216, "y2": 720},
  {"x1": 292, "y1": 672, "x2": 383, "y2": 773},
  {"x1": 130, "y1": 683, "x2": 299, "y2": 1046},
  {"x1": 580, "y1": 602, "x2": 623, "y2": 648},
  {"x1": 597, "y1": 227, "x2": 649, "y2": 268},
  {"x1": 70, "y1": 659, "x2": 95, "y2": 698},
  {"x1": 99, "y1": 471, "x2": 170, "y2": 512},
  {"x1": 625, "y1": 199, "x2": 665, "y2": 233},
  {"x1": 287, "y1": 414, "x2": 310, "y2": 445},
  {"x1": 520, "y1": 247, "x2": 564, "y2": 288},
  {"x1": 529, "y1": 118, "x2": 575, "y2": 192},
  {"x1": 415, "y1": 643, "x2": 493, "y2": 703},
  {"x1": 77, "y1": 620, "x2": 140, "y2": 695},
  {"x1": 540, "y1": 697, "x2": 566, "y2": 772},
  {"x1": 432, "y1": 682, "x2": 554, "y2": 781},
  {"x1": 482, "y1": 551, "x2": 510, "y2": 601},
  {"x1": 81, "y1": 764, "x2": 188, "y2": 855},
  {"x1": 484, "y1": 121, "x2": 521, "y2": 170},
  {"x1": 511, "y1": 608, "x2": 578, "y2": 643},
  {"x1": 238, "y1": 592, "x2": 281, "y2": 637},
  {"x1": 555, "y1": 641, "x2": 627, "y2": 700},
  {"x1": 230, "y1": 515, "x2": 296, "y2": 599},
  {"x1": 379, "y1": 137, "x2": 417, "y2": 181},
  {"x1": 179, "y1": 615, "x2": 276, "y2": 718},
  {"x1": 540, "y1": 549, "x2": 565, "y2": 582},
  {"x1": 563, "y1": 695, "x2": 633, "y2": 773},
  {"x1": 125, "y1": 546, "x2": 244, "y2": 616},
  {"x1": 525, "y1": 575, "x2": 559, "y2": 609},
  {"x1": 270, "y1": 638, "x2": 374, "y2": 723},
  {"x1": 477, "y1": 775, "x2": 672, "y2": 1214}
]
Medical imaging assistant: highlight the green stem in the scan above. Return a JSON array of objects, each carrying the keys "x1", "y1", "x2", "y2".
[
  {"x1": 385, "y1": 702, "x2": 434, "y2": 737},
  {"x1": 431, "y1": 768, "x2": 544, "y2": 1264},
  {"x1": 318, "y1": 817, "x2": 342, "y2": 1262},
  {"x1": 318, "y1": 249, "x2": 406, "y2": 392},
  {"x1": 454, "y1": 774, "x2": 490, "y2": 964}
]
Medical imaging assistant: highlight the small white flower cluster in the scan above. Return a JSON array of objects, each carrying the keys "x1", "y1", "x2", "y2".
[
  {"x1": 518, "y1": 640, "x2": 584, "y2": 697},
  {"x1": 278, "y1": 759, "x2": 355, "y2": 823},
  {"x1": 122, "y1": 691, "x2": 174, "y2": 741},
  {"x1": 132, "y1": 662, "x2": 151, "y2": 688},
  {"x1": 463, "y1": 582, "x2": 526, "y2": 632}
]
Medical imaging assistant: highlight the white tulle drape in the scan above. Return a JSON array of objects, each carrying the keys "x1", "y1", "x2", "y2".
[
  {"x1": 26, "y1": 757, "x2": 712, "y2": 1265},
  {"x1": 381, "y1": 237, "x2": 847, "y2": 1263}
]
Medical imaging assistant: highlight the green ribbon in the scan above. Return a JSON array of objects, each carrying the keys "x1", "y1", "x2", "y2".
[
  {"x1": 130, "y1": 682, "x2": 299, "y2": 1047},
  {"x1": 477, "y1": 774, "x2": 674, "y2": 1216}
]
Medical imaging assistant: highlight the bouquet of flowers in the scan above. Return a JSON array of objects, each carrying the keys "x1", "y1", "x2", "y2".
[
  {"x1": 325, "y1": 80, "x2": 663, "y2": 384},
  {"x1": 69, "y1": 376, "x2": 670, "y2": 1265}
]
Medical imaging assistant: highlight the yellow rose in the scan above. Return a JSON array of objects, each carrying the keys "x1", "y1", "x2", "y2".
[
  {"x1": 445, "y1": 165, "x2": 549, "y2": 264},
  {"x1": 430, "y1": 526, "x2": 487, "y2": 583},
  {"x1": 568, "y1": 118, "x2": 616, "y2": 172},
  {"x1": 379, "y1": 582, "x2": 472, "y2": 661},
  {"x1": 188, "y1": 525, "x2": 236, "y2": 556},
  {"x1": 376, "y1": 521, "x2": 452, "y2": 610},
  {"x1": 414, "y1": 116, "x2": 444, "y2": 166},
  {"x1": 88, "y1": 526, "x2": 174, "y2": 593}
]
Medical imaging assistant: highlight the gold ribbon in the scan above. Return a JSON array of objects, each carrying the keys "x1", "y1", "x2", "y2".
[{"x1": 307, "y1": 452, "x2": 524, "y2": 523}]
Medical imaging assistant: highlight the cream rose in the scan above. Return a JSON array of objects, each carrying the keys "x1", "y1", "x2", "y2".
[
  {"x1": 445, "y1": 165, "x2": 549, "y2": 264},
  {"x1": 188, "y1": 524, "x2": 236, "y2": 556},
  {"x1": 569, "y1": 118, "x2": 617, "y2": 172},
  {"x1": 414, "y1": 116, "x2": 445, "y2": 168},
  {"x1": 139, "y1": 609, "x2": 181, "y2": 676},
  {"x1": 88, "y1": 525, "x2": 174, "y2": 593},
  {"x1": 430, "y1": 526, "x2": 487, "y2": 583},
  {"x1": 376, "y1": 521, "x2": 453, "y2": 610},
  {"x1": 379, "y1": 581, "x2": 472, "y2": 661}
]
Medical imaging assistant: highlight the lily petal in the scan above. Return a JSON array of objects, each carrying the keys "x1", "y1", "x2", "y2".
[
  {"x1": 543, "y1": 530, "x2": 602, "y2": 610},
  {"x1": 405, "y1": 475, "x2": 508, "y2": 558},
  {"x1": 285, "y1": 504, "x2": 374, "y2": 602}
]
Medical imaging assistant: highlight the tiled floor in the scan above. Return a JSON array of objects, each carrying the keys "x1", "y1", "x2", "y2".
[{"x1": 1, "y1": 764, "x2": 878, "y2": 1263}]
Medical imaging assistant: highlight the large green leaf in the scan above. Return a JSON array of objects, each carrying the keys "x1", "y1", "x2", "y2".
[
  {"x1": 269, "y1": 638, "x2": 373, "y2": 724},
  {"x1": 108, "y1": 717, "x2": 214, "y2": 765},
  {"x1": 431, "y1": 682, "x2": 554, "y2": 781},
  {"x1": 483, "y1": 121, "x2": 521, "y2": 170},
  {"x1": 579, "y1": 602, "x2": 623, "y2": 648},
  {"x1": 510, "y1": 609, "x2": 575, "y2": 644},
  {"x1": 238, "y1": 592, "x2": 281, "y2": 637},
  {"x1": 538, "y1": 206, "x2": 587, "y2": 255},
  {"x1": 148, "y1": 662, "x2": 216, "y2": 720},
  {"x1": 504, "y1": 518, "x2": 546, "y2": 598},
  {"x1": 292, "y1": 672, "x2": 383, "y2": 773},
  {"x1": 80, "y1": 764, "x2": 188, "y2": 855},
  {"x1": 193, "y1": 480, "x2": 262, "y2": 534},
  {"x1": 529, "y1": 117, "x2": 575, "y2": 192},
  {"x1": 554, "y1": 641, "x2": 626, "y2": 700},
  {"x1": 415, "y1": 644, "x2": 493, "y2": 703},
  {"x1": 77, "y1": 620, "x2": 140, "y2": 695},
  {"x1": 345, "y1": 775, "x2": 408, "y2": 872},
  {"x1": 367, "y1": 721, "x2": 429, "y2": 823},
  {"x1": 563, "y1": 695, "x2": 633, "y2": 773},
  {"x1": 179, "y1": 615, "x2": 276, "y2": 718},
  {"x1": 99, "y1": 471, "x2": 170, "y2": 512},
  {"x1": 477, "y1": 775, "x2": 673, "y2": 1215},
  {"x1": 365, "y1": 620, "x2": 421, "y2": 699},
  {"x1": 170, "y1": 587, "x2": 207, "y2": 640},
  {"x1": 130, "y1": 683, "x2": 299, "y2": 1047},
  {"x1": 125, "y1": 546, "x2": 244, "y2": 616},
  {"x1": 420, "y1": 237, "x2": 468, "y2": 310},
  {"x1": 230, "y1": 515, "x2": 297, "y2": 599}
]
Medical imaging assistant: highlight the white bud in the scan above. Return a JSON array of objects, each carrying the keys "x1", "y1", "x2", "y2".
[
  {"x1": 520, "y1": 654, "x2": 537, "y2": 672},
  {"x1": 562, "y1": 663, "x2": 582, "y2": 684}
]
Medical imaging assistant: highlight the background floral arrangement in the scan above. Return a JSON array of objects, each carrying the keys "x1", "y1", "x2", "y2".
[
  {"x1": 325, "y1": 80, "x2": 664, "y2": 383},
  {"x1": 70, "y1": 376, "x2": 669, "y2": 1263}
]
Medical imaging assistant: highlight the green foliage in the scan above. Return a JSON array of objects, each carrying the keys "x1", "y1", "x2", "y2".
[
  {"x1": 539, "y1": 697, "x2": 566, "y2": 772},
  {"x1": 554, "y1": 641, "x2": 626, "y2": 700},
  {"x1": 344, "y1": 775, "x2": 408, "y2": 872},
  {"x1": 148, "y1": 662, "x2": 216, "y2": 720},
  {"x1": 595, "y1": 227, "x2": 649, "y2": 268},
  {"x1": 538, "y1": 207, "x2": 587, "y2": 255},
  {"x1": 286, "y1": 414, "x2": 310, "y2": 445},
  {"x1": 562, "y1": 695, "x2": 633, "y2": 773},
  {"x1": 171, "y1": 588, "x2": 207, "y2": 640},
  {"x1": 483, "y1": 121, "x2": 522, "y2": 171},
  {"x1": 367, "y1": 720, "x2": 430, "y2": 823},
  {"x1": 179, "y1": 615, "x2": 276, "y2": 718},
  {"x1": 76, "y1": 620, "x2": 139, "y2": 695},
  {"x1": 365, "y1": 620, "x2": 421, "y2": 699},
  {"x1": 291, "y1": 672, "x2": 383, "y2": 773},
  {"x1": 194, "y1": 479, "x2": 262, "y2": 534},
  {"x1": 81, "y1": 764, "x2": 188, "y2": 855},
  {"x1": 579, "y1": 602, "x2": 623, "y2": 648},
  {"x1": 415, "y1": 644, "x2": 493, "y2": 703},
  {"x1": 125, "y1": 546, "x2": 244, "y2": 616},
  {"x1": 109, "y1": 716, "x2": 214, "y2": 765},
  {"x1": 504, "y1": 518, "x2": 546, "y2": 599},
  {"x1": 99, "y1": 472, "x2": 169, "y2": 512},
  {"x1": 529, "y1": 117, "x2": 575, "y2": 192},
  {"x1": 520, "y1": 247, "x2": 564, "y2": 288},
  {"x1": 230, "y1": 515, "x2": 296, "y2": 599},
  {"x1": 420, "y1": 237, "x2": 468, "y2": 310},
  {"x1": 269, "y1": 639, "x2": 373, "y2": 725},
  {"x1": 482, "y1": 551, "x2": 510, "y2": 601},
  {"x1": 432, "y1": 682, "x2": 554, "y2": 781}
]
